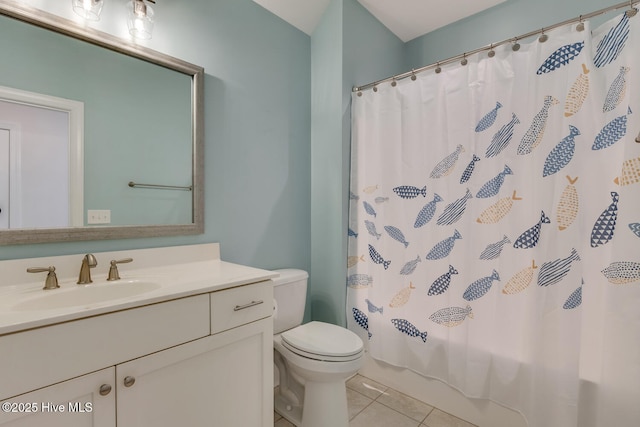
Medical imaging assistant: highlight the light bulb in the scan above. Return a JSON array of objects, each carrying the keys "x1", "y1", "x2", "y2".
[{"x1": 72, "y1": 0, "x2": 103, "y2": 21}]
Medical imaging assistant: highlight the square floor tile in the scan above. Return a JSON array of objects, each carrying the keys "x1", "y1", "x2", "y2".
[
  {"x1": 422, "y1": 409, "x2": 477, "y2": 427},
  {"x1": 347, "y1": 388, "x2": 374, "y2": 420},
  {"x1": 377, "y1": 387, "x2": 434, "y2": 422},
  {"x1": 350, "y1": 401, "x2": 421, "y2": 427},
  {"x1": 346, "y1": 374, "x2": 388, "y2": 399}
]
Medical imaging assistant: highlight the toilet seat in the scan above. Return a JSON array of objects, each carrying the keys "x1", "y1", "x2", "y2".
[{"x1": 281, "y1": 321, "x2": 364, "y2": 362}]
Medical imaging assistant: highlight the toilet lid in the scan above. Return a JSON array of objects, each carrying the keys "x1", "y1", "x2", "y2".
[{"x1": 281, "y1": 321, "x2": 363, "y2": 360}]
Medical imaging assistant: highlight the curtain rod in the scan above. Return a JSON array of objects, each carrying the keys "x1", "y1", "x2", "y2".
[{"x1": 353, "y1": 0, "x2": 639, "y2": 93}]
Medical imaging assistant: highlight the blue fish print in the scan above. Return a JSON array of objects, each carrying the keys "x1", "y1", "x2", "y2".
[
  {"x1": 629, "y1": 223, "x2": 640, "y2": 238},
  {"x1": 384, "y1": 225, "x2": 409, "y2": 248},
  {"x1": 476, "y1": 165, "x2": 513, "y2": 198},
  {"x1": 349, "y1": 191, "x2": 360, "y2": 201},
  {"x1": 363, "y1": 201, "x2": 377, "y2": 217},
  {"x1": 460, "y1": 155, "x2": 480, "y2": 184},
  {"x1": 347, "y1": 274, "x2": 373, "y2": 288},
  {"x1": 601, "y1": 262, "x2": 640, "y2": 284},
  {"x1": 479, "y1": 235, "x2": 511, "y2": 260},
  {"x1": 428, "y1": 265, "x2": 458, "y2": 296},
  {"x1": 390, "y1": 319, "x2": 428, "y2": 343},
  {"x1": 593, "y1": 107, "x2": 632, "y2": 150},
  {"x1": 486, "y1": 113, "x2": 520, "y2": 158},
  {"x1": 365, "y1": 299, "x2": 383, "y2": 315},
  {"x1": 543, "y1": 125, "x2": 580, "y2": 177},
  {"x1": 536, "y1": 41, "x2": 584, "y2": 74},
  {"x1": 518, "y1": 95, "x2": 559, "y2": 155},
  {"x1": 538, "y1": 248, "x2": 581, "y2": 287},
  {"x1": 563, "y1": 285, "x2": 582, "y2": 310},
  {"x1": 475, "y1": 102, "x2": 502, "y2": 132},
  {"x1": 368, "y1": 244, "x2": 391, "y2": 269},
  {"x1": 430, "y1": 145, "x2": 465, "y2": 178},
  {"x1": 429, "y1": 305, "x2": 474, "y2": 327},
  {"x1": 513, "y1": 211, "x2": 550, "y2": 249},
  {"x1": 365, "y1": 220, "x2": 382, "y2": 240},
  {"x1": 591, "y1": 192, "x2": 619, "y2": 247},
  {"x1": 594, "y1": 14, "x2": 630, "y2": 68},
  {"x1": 414, "y1": 194, "x2": 443, "y2": 228},
  {"x1": 463, "y1": 270, "x2": 500, "y2": 301},
  {"x1": 400, "y1": 255, "x2": 421, "y2": 275},
  {"x1": 426, "y1": 230, "x2": 462, "y2": 260},
  {"x1": 603, "y1": 67, "x2": 630, "y2": 112},
  {"x1": 393, "y1": 185, "x2": 427, "y2": 199},
  {"x1": 437, "y1": 188, "x2": 473, "y2": 226},
  {"x1": 352, "y1": 308, "x2": 372, "y2": 339},
  {"x1": 348, "y1": 228, "x2": 358, "y2": 238}
]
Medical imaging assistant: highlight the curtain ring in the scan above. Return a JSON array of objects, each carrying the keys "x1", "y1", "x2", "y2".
[
  {"x1": 411, "y1": 70, "x2": 417, "y2": 80},
  {"x1": 435, "y1": 63, "x2": 442, "y2": 74},
  {"x1": 538, "y1": 28, "x2": 548, "y2": 43},
  {"x1": 512, "y1": 38, "x2": 521, "y2": 51},
  {"x1": 391, "y1": 78, "x2": 397, "y2": 87},
  {"x1": 373, "y1": 84, "x2": 378, "y2": 92},
  {"x1": 461, "y1": 54, "x2": 468, "y2": 66},
  {"x1": 626, "y1": 1, "x2": 637, "y2": 18},
  {"x1": 576, "y1": 16, "x2": 585, "y2": 32},
  {"x1": 488, "y1": 44, "x2": 496, "y2": 58}
]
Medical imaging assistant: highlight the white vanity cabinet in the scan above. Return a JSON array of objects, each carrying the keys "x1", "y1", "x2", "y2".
[
  {"x1": 117, "y1": 281, "x2": 273, "y2": 426},
  {"x1": 0, "y1": 280, "x2": 273, "y2": 427},
  {"x1": 0, "y1": 368, "x2": 115, "y2": 427}
]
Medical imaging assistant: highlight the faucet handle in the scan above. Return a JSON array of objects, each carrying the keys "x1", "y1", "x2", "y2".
[
  {"x1": 27, "y1": 266, "x2": 59, "y2": 290},
  {"x1": 107, "y1": 258, "x2": 133, "y2": 281}
]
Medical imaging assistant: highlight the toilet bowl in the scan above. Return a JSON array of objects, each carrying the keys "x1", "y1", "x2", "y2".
[{"x1": 272, "y1": 269, "x2": 364, "y2": 427}]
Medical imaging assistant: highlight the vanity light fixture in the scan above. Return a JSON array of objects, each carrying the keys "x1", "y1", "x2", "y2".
[
  {"x1": 72, "y1": 0, "x2": 104, "y2": 21},
  {"x1": 127, "y1": 0, "x2": 155, "y2": 40}
]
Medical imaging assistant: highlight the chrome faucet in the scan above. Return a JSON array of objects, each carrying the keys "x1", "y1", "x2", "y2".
[{"x1": 77, "y1": 254, "x2": 97, "y2": 284}]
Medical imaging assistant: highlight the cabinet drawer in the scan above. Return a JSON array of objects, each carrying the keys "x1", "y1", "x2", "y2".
[{"x1": 211, "y1": 281, "x2": 273, "y2": 333}]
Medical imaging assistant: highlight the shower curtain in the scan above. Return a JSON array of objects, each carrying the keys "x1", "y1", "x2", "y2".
[{"x1": 347, "y1": 12, "x2": 640, "y2": 427}]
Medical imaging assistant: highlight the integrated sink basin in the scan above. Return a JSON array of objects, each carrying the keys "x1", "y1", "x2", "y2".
[{"x1": 12, "y1": 279, "x2": 162, "y2": 311}]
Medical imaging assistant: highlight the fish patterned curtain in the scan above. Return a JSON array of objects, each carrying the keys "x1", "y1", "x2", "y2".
[{"x1": 347, "y1": 12, "x2": 640, "y2": 427}]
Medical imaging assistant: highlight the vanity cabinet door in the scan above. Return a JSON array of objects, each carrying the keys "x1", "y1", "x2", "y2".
[
  {"x1": 116, "y1": 318, "x2": 273, "y2": 427},
  {"x1": 0, "y1": 367, "x2": 115, "y2": 427}
]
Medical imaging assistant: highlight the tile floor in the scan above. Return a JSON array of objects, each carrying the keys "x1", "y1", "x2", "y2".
[{"x1": 274, "y1": 374, "x2": 477, "y2": 427}]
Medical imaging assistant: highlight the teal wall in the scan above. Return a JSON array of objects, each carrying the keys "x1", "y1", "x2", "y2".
[
  {"x1": 309, "y1": 0, "x2": 404, "y2": 325},
  {"x1": 405, "y1": 0, "x2": 617, "y2": 69}
]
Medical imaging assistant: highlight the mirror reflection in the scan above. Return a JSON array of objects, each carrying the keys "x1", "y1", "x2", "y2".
[{"x1": 0, "y1": 4, "x2": 203, "y2": 244}]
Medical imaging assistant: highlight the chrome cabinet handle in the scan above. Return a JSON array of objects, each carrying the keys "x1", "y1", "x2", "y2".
[
  {"x1": 99, "y1": 384, "x2": 112, "y2": 396},
  {"x1": 233, "y1": 300, "x2": 264, "y2": 311},
  {"x1": 123, "y1": 376, "x2": 136, "y2": 387}
]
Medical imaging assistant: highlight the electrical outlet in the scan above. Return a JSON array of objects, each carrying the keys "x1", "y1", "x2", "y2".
[{"x1": 87, "y1": 209, "x2": 111, "y2": 224}]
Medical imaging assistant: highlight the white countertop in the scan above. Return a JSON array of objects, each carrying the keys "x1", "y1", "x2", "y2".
[{"x1": 0, "y1": 243, "x2": 278, "y2": 335}]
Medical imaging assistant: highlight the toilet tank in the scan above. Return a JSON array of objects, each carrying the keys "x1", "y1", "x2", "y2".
[{"x1": 272, "y1": 269, "x2": 308, "y2": 334}]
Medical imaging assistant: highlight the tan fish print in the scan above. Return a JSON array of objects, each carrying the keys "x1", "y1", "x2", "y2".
[
  {"x1": 476, "y1": 190, "x2": 522, "y2": 224},
  {"x1": 347, "y1": 255, "x2": 365, "y2": 268},
  {"x1": 557, "y1": 176, "x2": 579, "y2": 231},
  {"x1": 614, "y1": 157, "x2": 640, "y2": 186},
  {"x1": 363, "y1": 185, "x2": 379, "y2": 194},
  {"x1": 389, "y1": 282, "x2": 416, "y2": 308},
  {"x1": 502, "y1": 260, "x2": 538, "y2": 294},
  {"x1": 564, "y1": 64, "x2": 590, "y2": 117}
]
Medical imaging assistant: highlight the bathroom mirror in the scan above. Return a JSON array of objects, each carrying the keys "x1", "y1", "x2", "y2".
[{"x1": 0, "y1": 1, "x2": 204, "y2": 245}]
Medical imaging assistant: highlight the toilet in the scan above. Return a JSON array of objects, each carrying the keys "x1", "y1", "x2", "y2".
[{"x1": 272, "y1": 269, "x2": 364, "y2": 427}]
